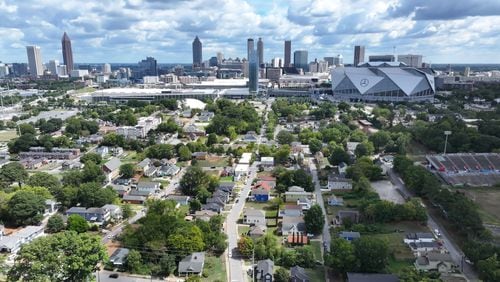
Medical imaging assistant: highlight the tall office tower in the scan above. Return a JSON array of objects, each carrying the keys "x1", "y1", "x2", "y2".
[
  {"x1": 257, "y1": 37, "x2": 264, "y2": 66},
  {"x1": 353, "y1": 45, "x2": 365, "y2": 66},
  {"x1": 284, "y1": 40, "x2": 291, "y2": 67},
  {"x1": 464, "y1": 66, "x2": 471, "y2": 77},
  {"x1": 192, "y1": 36, "x2": 202, "y2": 68},
  {"x1": 138, "y1": 57, "x2": 158, "y2": 77},
  {"x1": 0, "y1": 64, "x2": 9, "y2": 78},
  {"x1": 334, "y1": 54, "x2": 344, "y2": 66},
  {"x1": 57, "y1": 65, "x2": 67, "y2": 76},
  {"x1": 12, "y1": 63, "x2": 28, "y2": 76},
  {"x1": 324, "y1": 57, "x2": 334, "y2": 66},
  {"x1": 103, "y1": 63, "x2": 111, "y2": 74},
  {"x1": 247, "y1": 38, "x2": 254, "y2": 60},
  {"x1": 216, "y1": 52, "x2": 224, "y2": 65},
  {"x1": 397, "y1": 54, "x2": 423, "y2": 68},
  {"x1": 248, "y1": 48, "x2": 259, "y2": 93},
  {"x1": 26, "y1": 45, "x2": 44, "y2": 76},
  {"x1": 61, "y1": 32, "x2": 74, "y2": 72},
  {"x1": 293, "y1": 50, "x2": 308, "y2": 71},
  {"x1": 271, "y1": 57, "x2": 283, "y2": 68},
  {"x1": 48, "y1": 60, "x2": 59, "y2": 75}
]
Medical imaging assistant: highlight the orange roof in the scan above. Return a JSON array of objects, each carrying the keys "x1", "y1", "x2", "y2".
[
  {"x1": 287, "y1": 234, "x2": 308, "y2": 244},
  {"x1": 258, "y1": 176, "x2": 276, "y2": 181},
  {"x1": 254, "y1": 181, "x2": 272, "y2": 191}
]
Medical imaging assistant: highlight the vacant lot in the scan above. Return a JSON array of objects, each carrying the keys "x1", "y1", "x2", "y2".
[
  {"x1": 202, "y1": 255, "x2": 226, "y2": 282},
  {"x1": 0, "y1": 129, "x2": 17, "y2": 142},
  {"x1": 461, "y1": 188, "x2": 500, "y2": 225},
  {"x1": 197, "y1": 156, "x2": 228, "y2": 167}
]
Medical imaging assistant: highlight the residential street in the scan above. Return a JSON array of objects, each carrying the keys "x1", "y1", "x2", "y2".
[
  {"x1": 386, "y1": 166, "x2": 479, "y2": 281},
  {"x1": 102, "y1": 209, "x2": 145, "y2": 244},
  {"x1": 309, "y1": 160, "x2": 331, "y2": 252}
]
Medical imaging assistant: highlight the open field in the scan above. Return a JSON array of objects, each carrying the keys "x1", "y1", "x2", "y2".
[
  {"x1": 202, "y1": 255, "x2": 226, "y2": 282},
  {"x1": 197, "y1": 156, "x2": 228, "y2": 167},
  {"x1": 0, "y1": 129, "x2": 17, "y2": 142},
  {"x1": 460, "y1": 187, "x2": 500, "y2": 225}
]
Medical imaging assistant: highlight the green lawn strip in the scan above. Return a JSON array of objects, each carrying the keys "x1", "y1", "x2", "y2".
[{"x1": 201, "y1": 255, "x2": 226, "y2": 281}]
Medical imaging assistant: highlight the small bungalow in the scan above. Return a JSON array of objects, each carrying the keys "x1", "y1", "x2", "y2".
[
  {"x1": 252, "y1": 187, "x2": 270, "y2": 202},
  {"x1": 339, "y1": 231, "x2": 361, "y2": 241},
  {"x1": 415, "y1": 252, "x2": 456, "y2": 273},
  {"x1": 166, "y1": 195, "x2": 190, "y2": 206},
  {"x1": 249, "y1": 225, "x2": 267, "y2": 238},
  {"x1": 328, "y1": 176, "x2": 353, "y2": 190},
  {"x1": 178, "y1": 252, "x2": 205, "y2": 277},
  {"x1": 281, "y1": 216, "x2": 306, "y2": 236},
  {"x1": 122, "y1": 194, "x2": 146, "y2": 204},
  {"x1": 327, "y1": 196, "x2": 344, "y2": 206},
  {"x1": 109, "y1": 248, "x2": 129, "y2": 267},
  {"x1": 290, "y1": 266, "x2": 310, "y2": 282},
  {"x1": 255, "y1": 259, "x2": 274, "y2": 282},
  {"x1": 194, "y1": 210, "x2": 218, "y2": 222},
  {"x1": 243, "y1": 209, "x2": 266, "y2": 226}
]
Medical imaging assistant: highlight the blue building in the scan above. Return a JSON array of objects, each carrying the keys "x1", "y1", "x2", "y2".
[
  {"x1": 248, "y1": 48, "x2": 259, "y2": 93},
  {"x1": 293, "y1": 50, "x2": 308, "y2": 71}
]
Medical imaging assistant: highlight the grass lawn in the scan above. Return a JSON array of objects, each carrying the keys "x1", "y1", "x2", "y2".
[
  {"x1": 120, "y1": 151, "x2": 140, "y2": 163},
  {"x1": 197, "y1": 156, "x2": 228, "y2": 167},
  {"x1": 310, "y1": 240, "x2": 323, "y2": 262},
  {"x1": 220, "y1": 176, "x2": 233, "y2": 182},
  {"x1": 238, "y1": 225, "x2": 250, "y2": 236},
  {"x1": 202, "y1": 255, "x2": 226, "y2": 282},
  {"x1": 364, "y1": 231, "x2": 414, "y2": 260},
  {"x1": 305, "y1": 266, "x2": 325, "y2": 282},
  {"x1": 386, "y1": 257, "x2": 414, "y2": 274},
  {"x1": 0, "y1": 130, "x2": 17, "y2": 142},
  {"x1": 460, "y1": 187, "x2": 500, "y2": 225}
]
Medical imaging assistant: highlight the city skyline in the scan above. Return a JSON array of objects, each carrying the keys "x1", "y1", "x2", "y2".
[{"x1": 0, "y1": 0, "x2": 500, "y2": 64}]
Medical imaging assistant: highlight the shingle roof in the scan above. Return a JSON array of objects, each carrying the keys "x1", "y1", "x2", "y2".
[
  {"x1": 346, "y1": 272, "x2": 399, "y2": 282},
  {"x1": 178, "y1": 252, "x2": 205, "y2": 274},
  {"x1": 103, "y1": 157, "x2": 121, "y2": 171}
]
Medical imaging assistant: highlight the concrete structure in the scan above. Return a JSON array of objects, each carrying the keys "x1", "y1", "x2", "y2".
[
  {"x1": 137, "y1": 57, "x2": 157, "y2": 78},
  {"x1": 103, "y1": 63, "x2": 111, "y2": 74},
  {"x1": 293, "y1": 50, "x2": 308, "y2": 71},
  {"x1": 284, "y1": 40, "x2": 291, "y2": 67},
  {"x1": 26, "y1": 45, "x2": 43, "y2": 76},
  {"x1": 61, "y1": 32, "x2": 74, "y2": 72},
  {"x1": 240, "y1": 153, "x2": 252, "y2": 164},
  {"x1": 331, "y1": 66, "x2": 435, "y2": 102},
  {"x1": 47, "y1": 60, "x2": 59, "y2": 75},
  {"x1": 398, "y1": 54, "x2": 423, "y2": 68},
  {"x1": 353, "y1": 45, "x2": 365, "y2": 66},
  {"x1": 247, "y1": 38, "x2": 254, "y2": 62},
  {"x1": 70, "y1": 69, "x2": 88, "y2": 77}
]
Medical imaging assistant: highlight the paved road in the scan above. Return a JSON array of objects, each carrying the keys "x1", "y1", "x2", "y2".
[
  {"x1": 102, "y1": 210, "x2": 145, "y2": 244},
  {"x1": 96, "y1": 270, "x2": 163, "y2": 282},
  {"x1": 386, "y1": 165, "x2": 479, "y2": 281},
  {"x1": 309, "y1": 160, "x2": 331, "y2": 253}
]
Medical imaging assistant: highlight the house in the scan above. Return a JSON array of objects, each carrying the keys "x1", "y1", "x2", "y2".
[
  {"x1": 110, "y1": 147, "x2": 124, "y2": 156},
  {"x1": 144, "y1": 166, "x2": 158, "y2": 177},
  {"x1": 102, "y1": 157, "x2": 121, "y2": 182},
  {"x1": 181, "y1": 109, "x2": 193, "y2": 118},
  {"x1": 290, "y1": 266, "x2": 310, "y2": 282},
  {"x1": 20, "y1": 158, "x2": 44, "y2": 169},
  {"x1": 201, "y1": 202, "x2": 224, "y2": 213},
  {"x1": 95, "y1": 146, "x2": 109, "y2": 157},
  {"x1": 129, "y1": 189, "x2": 154, "y2": 197},
  {"x1": 415, "y1": 252, "x2": 456, "y2": 273},
  {"x1": 122, "y1": 194, "x2": 146, "y2": 204},
  {"x1": 157, "y1": 163, "x2": 180, "y2": 177},
  {"x1": 178, "y1": 252, "x2": 205, "y2": 277},
  {"x1": 166, "y1": 195, "x2": 190, "y2": 206},
  {"x1": 287, "y1": 232, "x2": 309, "y2": 245},
  {"x1": 281, "y1": 215, "x2": 306, "y2": 235},
  {"x1": 328, "y1": 177, "x2": 353, "y2": 190},
  {"x1": 409, "y1": 241, "x2": 441, "y2": 254},
  {"x1": 115, "y1": 178, "x2": 131, "y2": 186},
  {"x1": 249, "y1": 225, "x2": 267, "y2": 238},
  {"x1": 280, "y1": 205, "x2": 303, "y2": 217},
  {"x1": 255, "y1": 259, "x2": 274, "y2": 282},
  {"x1": 194, "y1": 210, "x2": 218, "y2": 222},
  {"x1": 101, "y1": 204, "x2": 122, "y2": 220},
  {"x1": 137, "y1": 158, "x2": 151, "y2": 172},
  {"x1": 239, "y1": 152, "x2": 252, "y2": 164},
  {"x1": 234, "y1": 164, "x2": 250, "y2": 181},
  {"x1": 218, "y1": 182, "x2": 235, "y2": 192},
  {"x1": 339, "y1": 231, "x2": 361, "y2": 241},
  {"x1": 243, "y1": 209, "x2": 266, "y2": 226},
  {"x1": 297, "y1": 198, "x2": 312, "y2": 210},
  {"x1": 0, "y1": 225, "x2": 45, "y2": 253},
  {"x1": 198, "y1": 111, "x2": 215, "y2": 122},
  {"x1": 404, "y1": 233, "x2": 435, "y2": 244},
  {"x1": 137, "y1": 182, "x2": 160, "y2": 193},
  {"x1": 112, "y1": 185, "x2": 130, "y2": 197},
  {"x1": 66, "y1": 207, "x2": 111, "y2": 223},
  {"x1": 242, "y1": 131, "x2": 259, "y2": 142},
  {"x1": 346, "y1": 142, "x2": 360, "y2": 155},
  {"x1": 184, "y1": 124, "x2": 206, "y2": 136},
  {"x1": 260, "y1": 156, "x2": 274, "y2": 167},
  {"x1": 327, "y1": 196, "x2": 344, "y2": 206},
  {"x1": 346, "y1": 272, "x2": 399, "y2": 282},
  {"x1": 192, "y1": 152, "x2": 208, "y2": 160},
  {"x1": 61, "y1": 161, "x2": 81, "y2": 170},
  {"x1": 252, "y1": 187, "x2": 270, "y2": 202},
  {"x1": 336, "y1": 210, "x2": 360, "y2": 225},
  {"x1": 338, "y1": 162, "x2": 348, "y2": 175},
  {"x1": 213, "y1": 190, "x2": 230, "y2": 202},
  {"x1": 285, "y1": 186, "x2": 313, "y2": 202},
  {"x1": 109, "y1": 248, "x2": 129, "y2": 267}
]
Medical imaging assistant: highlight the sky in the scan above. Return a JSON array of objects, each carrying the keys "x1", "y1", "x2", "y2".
[{"x1": 1, "y1": 0, "x2": 500, "y2": 64}]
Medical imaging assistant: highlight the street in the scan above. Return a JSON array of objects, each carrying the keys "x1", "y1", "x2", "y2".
[
  {"x1": 386, "y1": 166, "x2": 479, "y2": 281},
  {"x1": 308, "y1": 160, "x2": 331, "y2": 252}
]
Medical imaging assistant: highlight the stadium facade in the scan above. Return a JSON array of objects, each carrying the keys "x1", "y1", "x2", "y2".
[{"x1": 331, "y1": 65, "x2": 435, "y2": 102}]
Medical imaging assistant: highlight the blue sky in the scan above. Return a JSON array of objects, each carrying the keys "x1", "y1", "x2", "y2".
[{"x1": 0, "y1": 0, "x2": 499, "y2": 64}]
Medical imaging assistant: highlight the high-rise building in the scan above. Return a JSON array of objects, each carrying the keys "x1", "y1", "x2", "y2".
[
  {"x1": 137, "y1": 57, "x2": 158, "y2": 78},
  {"x1": 257, "y1": 37, "x2": 264, "y2": 66},
  {"x1": 464, "y1": 66, "x2": 471, "y2": 77},
  {"x1": 216, "y1": 52, "x2": 224, "y2": 65},
  {"x1": 293, "y1": 50, "x2": 308, "y2": 71},
  {"x1": 103, "y1": 63, "x2": 111, "y2": 74},
  {"x1": 397, "y1": 54, "x2": 423, "y2": 68},
  {"x1": 369, "y1": 55, "x2": 395, "y2": 62},
  {"x1": 12, "y1": 63, "x2": 28, "y2": 76},
  {"x1": 324, "y1": 57, "x2": 334, "y2": 66},
  {"x1": 0, "y1": 64, "x2": 9, "y2": 78},
  {"x1": 61, "y1": 32, "x2": 74, "y2": 72},
  {"x1": 271, "y1": 57, "x2": 283, "y2": 68},
  {"x1": 48, "y1": 60, "x2": 59, "y2": 75},
  {"x1": 57, "y1": 65, "x2": 67, "y2": 76},
  {"x1": 26, "y1": 45, "x2": 44, "y2": 76},
  {"x1": 334, "y1": 54, "x2": 344, "y2": 67},
  {"x1": 248, "y1": 48, "x2": 259, "y2": 93},
  {"x1": 354, "y1": 45, "x2": 365, "y2": 66},
  {"x1": 284, "y1": 40, "x2": 291, "y2": 67},
  {"x1": 247, "y1": 38, "x2": 254, "y2": 61},
  {"x1": 192, "y1": 36, "x2": 202, "y2": 68}
]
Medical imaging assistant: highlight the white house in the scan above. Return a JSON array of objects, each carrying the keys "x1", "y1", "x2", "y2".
[
  {"x1": 328, "y1": 177, "x2": 353, "y2": 190},
  {"x1": 404, "y1": 233, "x2": 436, "y2": 244},
  {"x1": 243, "y1": 208, "x2": 266, "y2": 226},
  {"x1": 239, "y1": 153, "x2": 252, "y2": 164},
  {"x1": 260, "y1": 157, "x2": 274, "y2": 167},
  {"x1": 0, "y1": 225, "x2": 44, "y2": 253},
  {"x1": 234, "y1": 164, "x2": 250, "y2": 181}
]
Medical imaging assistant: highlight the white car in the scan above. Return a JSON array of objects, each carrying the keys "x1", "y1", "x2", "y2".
[{"x1": 434, "y1": 229, "x2": 442, "y2": 237}]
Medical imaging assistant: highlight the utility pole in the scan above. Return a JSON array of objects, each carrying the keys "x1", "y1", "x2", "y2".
[
  {"x1": 443, "y1": 131, "x2": 452, "y2": 155},
  {"x1": 252, "y1": 246, "x2": 255, "y2": 282}
]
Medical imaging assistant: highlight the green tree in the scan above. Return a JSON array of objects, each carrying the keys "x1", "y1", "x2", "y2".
[
  {"x1": 329, "y1": 148, "x2": 350, "y2": 165},
  {"x1": 122, "y1": 204, "x2": 133, "y2": 219},
  {"x1": 304, "y1": 204, "x2": 325, "y2": 235},
  {"x1": 180, "y1": 166, "x2": 209, "y2": 196},
  {"x1": 237, "y1": 235, "x2": 254, "y2": 257},
  {"x1": 18, "y1": 123, "x2": 36, "y2": 135},
  {"x1": 177, "y1": 145, "x2": 192, "y2": 161},
  {"x1": 7, "y1": 231, "x2": 107, "y2": 282},
  {"x1": 80, "y1": 152, "x2": 102, "y2": 164},
  {"x1": 166, "y1": 225, "x2": 205, "y2": 257},
  {"x1": 274, "y1": 145, "x2": 291, "y2": 165},
  {"x1": 353, "y1": 237, "x2": 390, "y2": 272},
  {"x1": 46, "y1": 214, "x2": 65, "y2": 233},
  {"x1": 206, "y1": 133, "x2": 218, "y2": 146},
  {"x1": 126, "y1": 250, "x2": 144, "y2": 273},
  {"x1": 277, "y1": 130, "x2": 295, "y2": 145},
  {"x1": 308, "y1": 138, "x2": 323, "y2": 154},
  {"x1": 8, "y1": 190, "x2": 46, "y2": 226},
  {"x1": 119, "y1": 163, "x2": 135, "y2": 178},
  {"x1": 369, "y1": 131, "x2": 391, "y2": 152},
  {"x1": 477, "y1": 254, "x2": 500, "y2": 282},
  {"x1": 82, "y1": 161, "x2": 105, "y2": 184},
  {"x1": 67, "y1": 214, "x2": 89, "y2": 233},
  {"x1": 354, "y1": 142, "x2": 375, "y2": 158},
  {"x1": 0, "y1": 162, "x2": 28, "y2": 187},
  {"x1": 274, "y1": 268, "x2": 290, "y2": 282},
  {"x1": 158, "y1": 254, "x2": 177, "y2": 277},
  {"x1": 27, "y1": 172, "x2": 61, "y2": 191},
  {"x1": 77, "y1": 182, "x2": 117, "y2": 208},
  {"x1": 326, "y1": 238, "x2": 357, "y2": 273}
]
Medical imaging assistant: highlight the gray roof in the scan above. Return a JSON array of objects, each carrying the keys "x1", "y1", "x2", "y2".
[
  {"x1": 178, "y1": 252, "x2": 205, "y2": 274},
  {"x1": 137, "y1": 181, "x2": 160, "y2": 189},
  {"x1": 66, "y1": 207, "x2": 87, "y2": 214},
  {"x1": 249, "y1": 225, "x2": 266, "y2": 236},
  {"x1": 129, "y1": 190, "x2": 153, "y2": 196},
  {"x1": 290, "y1": 266, "x2": 310, "y2": 282},
  {"x1": 123, "y1": 195, "x2": 146, "y2": 202},
  {"x1": 406, "y1": 232, "x2": 434, "y2": 240},
  {"x1": 339, "y1": 231, "x2": 361, "y2": 239},
  {"x1": 409, "y1": 241, "x2": 440, "y2": 249},
  {"x1": 346, "y1": 272, "x2": 399, "y2": 282},
  {"x1": 109, "y1": 248, "x2": 129, "y2": 265},
  {"x1": 256, "y1": 259, "x2": 274, "y2": 278},
  {"x1": 137, "y1": 158, "x2": 151, "y2": 169},
  {"x1": 103, "y1": 157, "x2": 121, "y2": 171},
  {"x1": 244, "y1": 208, "x2": 265, "y2": 217}
]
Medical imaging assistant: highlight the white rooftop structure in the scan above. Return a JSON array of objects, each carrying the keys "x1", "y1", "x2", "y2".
[
  {"x1": 181, "y1": 98, "x2": 206, "y2": 110},
  {"x1": 239, "y1": 153, "x2": 252, "y2": 164}
]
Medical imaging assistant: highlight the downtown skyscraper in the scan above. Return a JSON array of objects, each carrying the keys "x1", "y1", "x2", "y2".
[
  {"x1": 247, "y1": 38, "x2": 254, "y2": 61},
  {"x1": 257, "y1": 37, "x2": 264, "y2": 66},
  {"x1": 61, "y1": 32, "x2": 74, "y2": 72},
  {"x1": 284, "y1": 40, "x2": 291, "y2": 67},
  {"x1": 293, "y1": 50, "x2": 308, "y2": 71},
  {"x1": 26, "y1": 45, "x2": 43, "y2": 76},
  {"x1": 192, "y1": 36, "x2": 202, "y2": 68},
  {"x1": 354, "y1": 45, "x2": 365, "y2": 66}
]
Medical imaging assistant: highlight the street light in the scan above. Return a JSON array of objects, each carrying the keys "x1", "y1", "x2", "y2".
[{"x1": 443, "y1": 131, "x2": 452, "y2": 155}]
